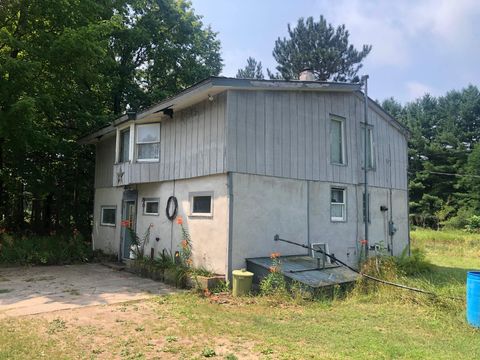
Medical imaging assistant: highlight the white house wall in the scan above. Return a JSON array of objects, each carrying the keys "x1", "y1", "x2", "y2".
[
  {"x1": 93, "y1": 174, "x2": 229, "y2": 275},
  {"x1": 92, "y1": 187, "x2": 124, "y2": 253},
  {"x1": 230, "y1": 173, "x2": 409, "y2": 270}
]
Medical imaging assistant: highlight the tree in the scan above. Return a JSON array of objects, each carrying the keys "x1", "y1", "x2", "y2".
[
  {"x1": 270, "y1": 16, "x2": 371, "y2": 81},
  {"x1": 236, "y1": 57, "x2": 264, "y2": 79},
  {"x1": 0, "y1": 0, "x2": 222, "y2": 235},
  {"x1": 110, "y1": 0, "x2": 222, "y2": 114}
]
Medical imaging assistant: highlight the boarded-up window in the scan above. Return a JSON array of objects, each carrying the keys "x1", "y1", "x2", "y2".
[
  {"x1": 330, "y1": 117, "x2": 345, "y2": 164},
  {"x1": 137, "y1": 124, "x2": 160, "y2": 161}
]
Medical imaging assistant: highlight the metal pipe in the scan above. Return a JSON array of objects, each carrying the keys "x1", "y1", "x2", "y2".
[{"x1": 361, "y1": 75, "x2": 370, "y2": 259}]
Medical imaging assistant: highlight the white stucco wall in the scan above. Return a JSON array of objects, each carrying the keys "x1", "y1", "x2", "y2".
[
  {"x1": 230, "y1": 173, "x2": 409, "y2": 271},
  {"x1": 135, "y1": 174, "x2": 229, "y2": 275},
  {"x1": 92, "y1": 187, "x2": 124, "y2": 254},
  {"x1": 230, "y1": 173, "x2": 310, "y2": 271},
  {"x1": 93, "y1": 174, "x2": 229, "y2": 275}
]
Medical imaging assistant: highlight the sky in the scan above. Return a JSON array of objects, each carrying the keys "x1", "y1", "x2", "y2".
[{"x1": 190, "y1": 0, "x2": 480, "y2": 103}]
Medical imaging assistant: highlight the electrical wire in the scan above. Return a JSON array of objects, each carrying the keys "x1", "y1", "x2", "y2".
[
  {"x1": 408, "y1": 170, "x2": 480, "y2": 179},
  {"x1": 273, "y1": 236, "x2": 464, "y2": 301}
]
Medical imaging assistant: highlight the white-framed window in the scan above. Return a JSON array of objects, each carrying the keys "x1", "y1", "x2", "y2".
[
  {"x1": 189, "y1": 192, "x2": 213, "y2": 217},
  {"x1": 361, "y1": 125, "x2": 375, "y2": 170},
  {"x1": 330, "y1": 188, "x2": 346, "y2": 222},
  {"x1": 100, "y1": 206, "x2": 116, "y2": 226},
  {"x1": 330, "y1": 116, "x2": 346, "y2": 165},
  {"x1": 136, "y1": 123, "x2": 160, "y2": 162},
  {"x1": 119, "y1": 128, "x2": 130, "y2": 163},
  {"x1": 143, "y1": 198, "x2": 159, "y2": 216}
]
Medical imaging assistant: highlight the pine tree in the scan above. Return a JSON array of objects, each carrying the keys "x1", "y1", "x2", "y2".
[
  {"x1": 270, "y1": 16, "x2": 371, "y2": 81},
  {"x1": 236, "y1": 57, "x2": 264, "y2": 79}
]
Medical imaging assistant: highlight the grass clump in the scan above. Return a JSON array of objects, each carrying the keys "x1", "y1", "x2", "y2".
[{"x1": 0, "y1": 232, "x2": 92, "y2": 265}]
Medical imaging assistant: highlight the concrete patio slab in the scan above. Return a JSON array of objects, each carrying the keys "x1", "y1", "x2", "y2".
[{"x1": 0, "y1": 263, "x2": 176, "y2": 318}]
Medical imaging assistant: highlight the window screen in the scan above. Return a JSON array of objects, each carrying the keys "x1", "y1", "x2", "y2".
[
  {"x1": 330, "y1": 188, "x2": 346, "y2": 221},
  {"x1": 144, "y1": 200, "x2": 159, "y2": 215},
  {"x1": 119, "y1": 129, "x2": 130, "y2": 163},
  {"x1": 330, "y1": 118, "x2": 344, "y2": 164},
  {"x1": 192, "y1": 196, "x2": 212, "y2": 214},
  {"x1": 136, "y1": 124, "x2": 160, "y2": 161},
  {"x1": 101, "y1": 206, "x2": 116, "y2": 226}
]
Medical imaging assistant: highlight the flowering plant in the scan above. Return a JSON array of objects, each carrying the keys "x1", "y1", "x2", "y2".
[{"x1": 176, "y1": 216, "x2": 192, "y2": 268}]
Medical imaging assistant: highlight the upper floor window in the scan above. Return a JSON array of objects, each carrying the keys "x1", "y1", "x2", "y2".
[
  {"x1": 361, "y1": 125, "x2": 375, "y2": 170},
  {"x1": 330, "y1": 116, "x2": 345, "y2": 165},
  {"x1": 137, "y1": 123, "x2": 160, "y2": 162},
  {"x1": 119, "y1": 128, "x2": 130, "y2": 163}
]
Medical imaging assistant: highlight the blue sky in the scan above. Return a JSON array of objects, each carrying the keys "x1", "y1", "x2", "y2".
[{"x1": 190, "y1": 0, "x2": 480, "y2": 103}]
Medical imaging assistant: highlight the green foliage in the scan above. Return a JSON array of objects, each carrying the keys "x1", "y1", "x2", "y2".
[
  {"x1": 0, "y1": 232, "x2": 92, "y2": 265},
  {"x1": 236, "y1": 57, "x2": 264, "y2": 79},
  {"x1": 201, "y1": 347, "x2": 216, "y2": 357},
  {"x1": 0, "y1": 0, "x2": 222, "y2": 237},
  {"x1": 394, "y1": 248, "x2": 432, "y2": 276},
  {"x1": 259, "y1": 256, "x2": 287, "y2": 296},
  {"x1": 465, "y1": 215, "x2": 480, "y2": 232},
  {"x1": 270, "y1": 16, "x2": 371, "y2": 81},
  {"x1": 382, "y1": 85, "x2": 480, "y2": 229}
]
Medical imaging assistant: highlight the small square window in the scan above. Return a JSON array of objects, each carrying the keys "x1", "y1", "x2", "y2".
[
  {"x1": 143, "y1": 198, "x2": 159, "y2": 216},
  {"x1": 101, "y1": 206, "x2": 116, "y2": 226},
  {"x1": 330, "y1": 188, "x2": 346, "y2": 222},
  {"x1": 189, "y1": 192, "x2": 213, "y2": 217}
]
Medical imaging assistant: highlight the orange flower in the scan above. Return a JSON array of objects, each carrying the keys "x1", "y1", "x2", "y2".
[
  {"x1": 176, "y1": 216, "x2": 183, "y2": 225},
  {"x1": 360, "y1": 239, "x2": 368, "y2": 245},
  {"x1": 185, "y1": 259, "x2": 193, "y2": 266},
  {"x1": 121, "y1": 220, "x2": 131, "y2": 227},
  {"x1": 270, "y1": 252, "x2": 281, "y2": 259},
  {"x1": 269, "y1": 266, "x2": 279, "y2": 273},
  {"x1": 181, "y1": 240, "x2": 189, "y2": 249}
]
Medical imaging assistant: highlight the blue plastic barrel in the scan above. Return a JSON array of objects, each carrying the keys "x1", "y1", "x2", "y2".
[{"x1": 467, "y1": 271, "x2": 480, "y2": 327}]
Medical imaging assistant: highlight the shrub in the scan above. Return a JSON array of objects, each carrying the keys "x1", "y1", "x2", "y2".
[
  {"x1": 0, "y1": 232, "x2": 92, "y2": 265},
  {"x1": 465, "y1": 215, "x2": 480, "y2": 233},
  {"x1": 394, "y1": 247, "x2": 432, "y2": 276}
]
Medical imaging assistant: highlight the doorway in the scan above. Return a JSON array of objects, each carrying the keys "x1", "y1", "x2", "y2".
[{"x1": 121, "y1": 199, "x2": 137, "y2": 260}]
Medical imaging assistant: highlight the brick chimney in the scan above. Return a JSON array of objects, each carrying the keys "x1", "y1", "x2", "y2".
[{"x1": 299, "y1": 68, "x2": 315, "y2": 81}]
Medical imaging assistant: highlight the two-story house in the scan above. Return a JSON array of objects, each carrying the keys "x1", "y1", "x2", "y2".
[{"x1": 80, "y1": 74, "x2": 410, "y2": 277}]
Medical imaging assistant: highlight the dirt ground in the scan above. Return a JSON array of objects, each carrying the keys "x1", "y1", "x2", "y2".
[{"x1": 0, "y1": 263, "x2": 176, "y2": 318}]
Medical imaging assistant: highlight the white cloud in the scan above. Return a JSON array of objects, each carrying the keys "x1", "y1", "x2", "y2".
[
  {"x1": 313, "y1": 0, "x2": 480, "y2": 68},
  {"x1": 406, "y1": 81, "x2": 438, "y2": 99}
]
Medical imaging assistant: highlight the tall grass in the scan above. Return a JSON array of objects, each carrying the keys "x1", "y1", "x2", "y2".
[{"x1": 0, "y1": 233, "x2": 92, "y2": 265}]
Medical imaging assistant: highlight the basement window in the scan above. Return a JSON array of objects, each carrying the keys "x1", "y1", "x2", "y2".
[
  {"x1": 330, "y1": 188, "x2": 346, "y2": 222},
  {"x1": 136, "y1": 123, "x2": 160, "y2": 162},
  {"x1": 101, "y1": 206, "x2": 116, "y2": 226},
  {"x1": 189, "y1": 192, "x2": 213, "y2": 217},
  {"x1": 143, "y1": 198, "x2": 159, "y2": 216}
]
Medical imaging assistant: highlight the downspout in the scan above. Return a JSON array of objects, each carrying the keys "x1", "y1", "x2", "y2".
[
  {"x1": 306, "y1": 181, "x2": 311, "y2": 256},
  {"x1": 227, "y1": 172, "x2": 234, "y2": 282},
  {"x1": 361, "y1": 75, "x2": 370, "y2": 259}
]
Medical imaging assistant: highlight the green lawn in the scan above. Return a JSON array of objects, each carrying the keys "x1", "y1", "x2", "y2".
[{"x1": 1, "y1": 229, "x2": 479, "y2": 359}]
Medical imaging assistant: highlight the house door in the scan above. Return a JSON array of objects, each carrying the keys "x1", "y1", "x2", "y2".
[{"x1": 121, "y1": 200, "x2": 137, "y2": 260}]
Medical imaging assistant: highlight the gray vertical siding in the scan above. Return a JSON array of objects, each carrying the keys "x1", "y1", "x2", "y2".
[
  {"x1": 226, "y1": 89, "x2": 408, "y2": 190},
  {"x1": 111, "y1": 92, "x2": 227, "y2": 185},
  {"x1": 94, "y1": 135, "x2": 115, "y2": 188}
]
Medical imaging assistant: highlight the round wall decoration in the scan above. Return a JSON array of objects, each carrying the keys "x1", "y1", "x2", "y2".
[{"x1": 165, "y1": 196, "x2": 178, "y2": 221}]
